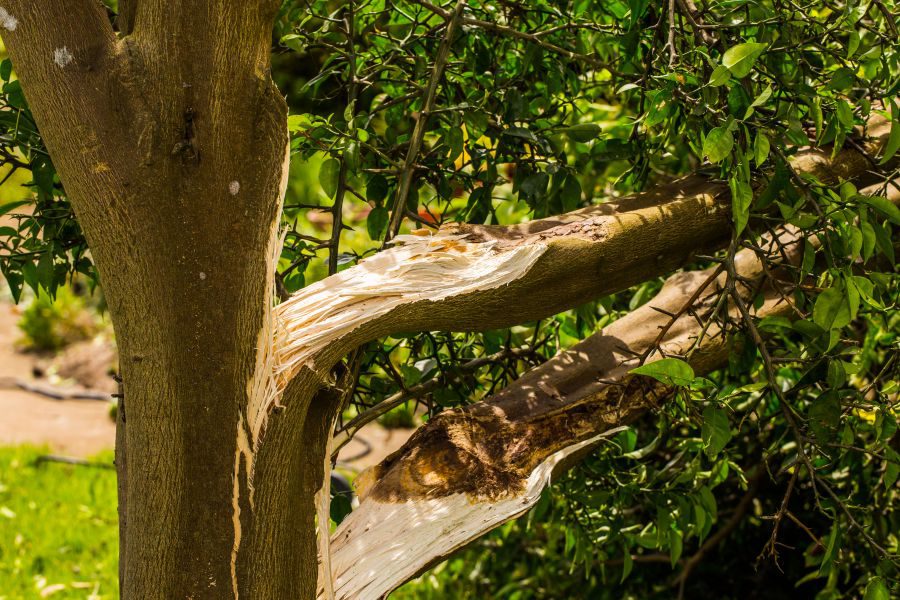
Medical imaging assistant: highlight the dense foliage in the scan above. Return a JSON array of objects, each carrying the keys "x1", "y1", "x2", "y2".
[{"x1": 1, "y1": 0, "x2": 898, "y2": 597}]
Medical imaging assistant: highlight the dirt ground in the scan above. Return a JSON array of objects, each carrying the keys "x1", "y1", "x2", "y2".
[
  {"x1": 0, "y1": 298, "x2": 411, "y2": 470},
  {"x1": 0, "y1": 301, "x2": 117, "y2": 456}
]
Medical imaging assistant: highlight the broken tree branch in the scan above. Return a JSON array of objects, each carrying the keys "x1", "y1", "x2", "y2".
[
  {"x1": 274, "y1": 113, "x2": 891, "y2": 395},
  {"x1": 314, "y1": 180, "x2": 899, "y2": 600}
]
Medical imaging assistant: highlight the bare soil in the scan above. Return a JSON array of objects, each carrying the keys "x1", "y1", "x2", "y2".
[{"x1": 0, "y1": 301, "x2": 116, "y2": 456}]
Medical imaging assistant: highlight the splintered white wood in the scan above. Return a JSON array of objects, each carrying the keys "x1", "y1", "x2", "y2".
[
  {"x1": 316, "y1": 432, "x2": 606, "y2": 600},
  {"x1": 242, "y1": 229, "x2": 545, "y2": 450},
  {"x1": 275, "y1": 232, "x2": 545, "y2": 386}
]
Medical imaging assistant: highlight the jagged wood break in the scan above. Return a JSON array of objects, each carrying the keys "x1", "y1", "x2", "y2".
[{"x1": 249, "y1": 114, "x2": 883, "y2": 596}]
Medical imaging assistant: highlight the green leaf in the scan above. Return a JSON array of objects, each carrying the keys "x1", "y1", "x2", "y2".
[
  {"x1": 366, "y1": 206, "x2": 389, "y2": 241},
  {"x1": 399, "y1": 364, "x2": 423, "y2": 386},
  {"x1": 330, "y1": 493, "x2": 353, "y2": 525},
  {"x1": 753, "y1": 133, "x2": 770, "y2": 166},
  {"x1": 743, "y1": 85, "x2": 772, "y2": 119},
  {"x1": 32, "y1": 157, "x2": 55, "y2": 198},
  {"x1": 3, "y1": 80, "x2": 26, "y2": 109},
  {"x1": 873, "y1": 221, "x2": 895, "y2": 264},
  {"x1": 721, "y1": 42, "x2": 767, "y2": 78},
  {"x1": 819, "y1": 523, "x2": 841, "y2": 576},
  {"x1": 860, "y1": 195, "x2": 900, "y2": 225},
  {"x1": 813, "y1": 286, "x2": 851, "y2": 330},
  {"x1": 694, "y1": 501, "x2": 708, "y2": 541},
  {"x1": 864, "y1": 577, "x2": 890, "y2": 600},
  {"x1": 860, "y1": 219, "x2": 877, "y2": 260},
  {"x1": 702, "y1": 406, "x2": 732, "y2": 458},
  {"x1": 808, "y1": 393, "x2": 841, "y2": 442},
  {"x1": 879, "y1": 119, "x2": 900, "y2": 165},
  {"x1": 631, "y1": 358, "x2": 695, "y2": 386},
  {"x1": 708, "y1": 65, "x2": 731, "y2": 87},
  {"x1": 835, "y1": 100, "x2": 855, "y2": 129},
  {"x1": 809, "y1": 99, "x2": 824, "y2": 141},
  {"x1": 366, "y1": 174, "x2": 389, "y2": 204},
  {"x1": 4, "y1": 271, "x2": 22, "y2": 303},
  {"x1": 827, "y1": 67, "x2": 855, "y2": 91},
  {"x1": 0, "y1": 200, "x2": 30, "y2": 216},
  {"x1": 287, "y1": 114, "x2": 311, "y2": 133},
  {"x1": 564, "y1": 123, "x2": 601, "y2": 143},
  {"x1": 729, "y1": 176, "x2": 753, "y2": 235},
  {"x1": 847, "y1": 30, "x2": 861, "y2": 58},
  {"x1": 620, "y1": 549, "x2": 633, "y2": 583},
  {"x1": 884, "y1": 449, "x2": 899, "y2": 490},
  {"x1": 519, "y1": 171, "x2": 549, "y2": 201},
  {"x1": 344, "y1": 141, "x2": 360, "y2": 171},
  {"x1": 318, "y1": 158, "x2": 341, "y2": 198},
  {"x1": 703, "y1": 126, "x2": 734, "y2": 163},
  {"x1": 616, "y1": 82, "x2": 640, "y2": 94},
  {"x1": 560, "y1": 174, "x2": 582, "y2": 211},
  {"x1": 667, "y1": 529, "x2": 683, "y2": 566}
]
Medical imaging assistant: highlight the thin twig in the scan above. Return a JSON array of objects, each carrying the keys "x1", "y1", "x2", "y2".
[
  {"x1": 328, "y1": 8, "x2": 360, "y2": 275},
  {"x1": 763, "y1": 467, "x2": 798, "y2": 564},
  {"x1": 410, "y1": 0, "x2": 619, "y2": 74},
  {"x1": 386, "y1": 0, "x2": 467, "y2": 241}
]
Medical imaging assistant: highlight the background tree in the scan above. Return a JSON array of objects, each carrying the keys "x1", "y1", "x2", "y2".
[{"x1": 0, "y1": 0, "x2": 897, "y2": 599}]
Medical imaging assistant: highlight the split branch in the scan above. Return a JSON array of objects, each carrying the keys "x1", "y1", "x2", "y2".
[
  {"x1": 275, "y1": 113, "x2": 892, "y2": 390},
  {"x1": 315, "y1": 180, "x2": 899, "y2": 599}
]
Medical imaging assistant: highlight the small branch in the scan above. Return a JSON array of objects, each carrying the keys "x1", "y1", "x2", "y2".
[
  {"x1": 386, "y1": 0, "x2": 466, "y2": 241},
  {"x1": 666, "y1": 0, "x2": 676, "y2": 67},
  {"x1": 762, "y1": 468, "x2": 798, "y2": 564},
  {"x1": 872, "y1": 1, "x2": 898, "y2": 37},
  {"x1": 411, "y1": 0, "x2": 618, "y2": 74},
  {"x1": 642, "y1": 263, "x2": 724, "y2": 362},
  {"x1": 675, "y1": 0, "x2": 717, "y2": 45},
  {"x1": 328, "y1": 8, "x2": 359, "y2": 275},
  {"x1": 784, "y1": 511, "x2": 824, "y2": 550},
  {"x1": 0, "y1": 376, "x2": 112, "y2": 401}
]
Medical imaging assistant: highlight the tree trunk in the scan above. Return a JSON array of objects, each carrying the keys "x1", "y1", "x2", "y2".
[{"x1": 0, "y1": 2, "x2": 330, "y2": 597}]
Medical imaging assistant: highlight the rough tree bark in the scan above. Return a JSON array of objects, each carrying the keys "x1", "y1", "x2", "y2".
[
  {"x1": 0, "y1": 2, "x2": 306, "y2": 597},
  {"x1": 0, "y1": 3, "x2": 893, "y2": 599}
]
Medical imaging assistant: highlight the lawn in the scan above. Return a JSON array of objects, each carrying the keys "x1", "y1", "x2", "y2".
[
  {"x1": 0, "y1": 445, "x2": 525, "y2": 599},
  {"x1": 0, "y1": 447, "x2": 118, "y2": 599}
]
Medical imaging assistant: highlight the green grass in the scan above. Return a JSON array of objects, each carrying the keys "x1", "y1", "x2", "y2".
[
  {"x1": 0, "y1": 447, "x2": 118, "y2": 599},
  {"x1": 0, "y1": 444, "x2": 491, "y2": 599}
]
